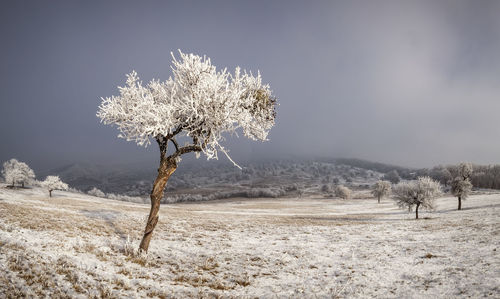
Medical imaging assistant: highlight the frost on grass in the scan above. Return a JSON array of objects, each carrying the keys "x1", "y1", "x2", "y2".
[{"x1": 0, "y1": 185, "x2": 499, "y2": 297}]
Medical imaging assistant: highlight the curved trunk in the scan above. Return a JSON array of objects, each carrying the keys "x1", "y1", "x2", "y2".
[
  {"x1": 458, "y1": 196, "x2": 462, "y2": 210},
  {"x1": 139, "y1": 156, "x2": 177, "y2": 253},
  {"x1": 415, "y1": 203, "x2": 420, "y2": 219}
]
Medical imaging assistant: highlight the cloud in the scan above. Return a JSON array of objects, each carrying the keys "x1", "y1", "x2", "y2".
[{"x1": 1, "y1": 0, "x2": 499, "y2": 170}]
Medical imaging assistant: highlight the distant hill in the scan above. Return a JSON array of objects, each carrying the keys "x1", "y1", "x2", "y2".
[
  {"x1": 330, "y1": 158, "x2": 413, "y2": 175},
  {"x1": 38, "y1": 159, "x2": 387, "y2": 198},
  {"x1": 39, "y1": 162, "x2": 156, "y2": 194}
]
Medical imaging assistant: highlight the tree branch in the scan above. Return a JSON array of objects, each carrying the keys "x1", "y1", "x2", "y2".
[
  {"x1": 169, "y1": 144, "x2": 202, "y2": 160},
  {"x1": 166, "y1": 125, "x2": 183, "y2": 139},
  {"x1": 170, "y1": 138, "x2": 179, "y2": 152},
  {"x1": 155, "y1": 135, "x2": 168, "y2": 157}
]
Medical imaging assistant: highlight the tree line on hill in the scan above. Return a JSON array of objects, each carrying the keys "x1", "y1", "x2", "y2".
[{"x1": 336, "y1": 158, "x2": 500, "y2": 190}]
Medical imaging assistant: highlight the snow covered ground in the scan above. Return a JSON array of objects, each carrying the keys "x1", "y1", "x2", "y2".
[{"x1": 0, "y1": 185, "x2": 499, "y2": 298}]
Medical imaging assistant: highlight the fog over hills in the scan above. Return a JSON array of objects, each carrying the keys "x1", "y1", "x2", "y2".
[
  {"x1": 33, "y1": 157, "x2": 500, "y2": 204},
  {"x1": 38, "y1": 158, "x2": 388, "y2": 200}
]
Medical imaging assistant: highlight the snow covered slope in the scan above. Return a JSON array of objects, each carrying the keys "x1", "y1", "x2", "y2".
[{"x1": 0, "y1": 186, "x2": 498, "y2": 297}]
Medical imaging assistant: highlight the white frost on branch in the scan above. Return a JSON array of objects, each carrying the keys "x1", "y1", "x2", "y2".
[
  {"x1": 335, "y1": 185, "x2": 352, "y2": 199},
  {"x1": 97, "y1": 50, "x2": 276, "y2": 167},
  {"x1": 2, "y1": 158, "x2": 35, "y2": 187},
  {"x1": 371, "y1": 180, "x2": 392, "y2": 202},
  {"x1": 392, "y1": 177, "x2": 442, "y2": 213},
  {"x1": 41, "y1": 176, "x2": 68, "y2": 196}
]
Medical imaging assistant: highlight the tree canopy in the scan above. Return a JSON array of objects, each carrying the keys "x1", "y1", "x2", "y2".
[
  {"x1": 2, "y1": 159, "x2": 35, "y2": 187},
  {"x1": 393, "y1": 177, "x2": 442, "y2": 219},
  {"x1": 41, "y1": 176, "x2": 68, "y2": 197},
  {"x1": 97, "y1": 50, "x2": 276, "y2": 167}
]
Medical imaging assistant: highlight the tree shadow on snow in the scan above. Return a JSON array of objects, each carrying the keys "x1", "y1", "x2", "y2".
[
  {"x1": 79, "y1": 209, "x2": 127, "y2": 240},
  {"x1": 436, "y1": 203, "x2": 500, "y2": 214},
  {"x1": 4, "y1": 185, "x2": 33, "y2": 190},
  {"x1": 292, "y1": 215, "x2": 414, "y2": 223}
]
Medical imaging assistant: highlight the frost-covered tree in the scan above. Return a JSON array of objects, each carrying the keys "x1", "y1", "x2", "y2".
[
  {"x1": 2, "y1": 159, "x2": 35, "y2": 187},
  {"x1": 41, "y1": 176, "x2": 68, "y2": 197},
  {"x1": 371, "y1": 180, "x2": 391, "y2": 203},
  {"x1": 456, "y1": 162, "x2": 473, "y2": 180},
  {"x1": 451, "y1": 162, "x2": 473, "y2": 210},
  {"x1": 335, "y1": 185, "x2": 351, "y2": 200},
  {"x1": 88, "y1": 187, "x2": 106, "y2": 198},
  {"x1": 392, "y1": 177, "x2": 442, "y2": 219},
  {"x1": 2, "y1": 164, "x2": 23, "y2": 187},
  {"x1": 450, "y1": 177, "x2": 472, "y2": 210},
  {"x1": 97, "y1": 51, "x2": 277, "y2": 253}
]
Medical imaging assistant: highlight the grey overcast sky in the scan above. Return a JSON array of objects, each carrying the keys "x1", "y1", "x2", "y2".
[{"x1": 1, "y1": 0, "x2": 499, "y2": 171}]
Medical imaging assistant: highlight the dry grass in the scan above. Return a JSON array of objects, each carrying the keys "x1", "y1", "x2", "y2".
[{"x1": 0, "y1": 187, "x2": 499, "y2": 298}]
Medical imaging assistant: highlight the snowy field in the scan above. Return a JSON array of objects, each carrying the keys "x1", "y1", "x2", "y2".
[{"x1": 0, "y1": 186, "x2": 499, "y2": 298}]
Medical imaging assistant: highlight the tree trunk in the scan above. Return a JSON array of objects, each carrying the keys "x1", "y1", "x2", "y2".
[
  {"x1": 22, "y1": 182, "x2": 24, "y2": 188},
  {"x1": 377, "y1": 196, "x2": 380, "y2": 203},
  {"x1": 458, "y1": 196, "x2": 461, "y2": 210},
  {"x1": 139, "y1": 156, "x2": 177, "y2": 253},
  {"x1": 415, "y1": 203, "x2": 420, "y2": 219},
  {"x1": 49, "y1": 190, "x2": 52, "y2": 197}
]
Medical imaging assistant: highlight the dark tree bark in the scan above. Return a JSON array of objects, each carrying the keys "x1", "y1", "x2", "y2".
[
  {"x1": 138, "y1": 131, "x2": 204, "y2": 253},
  {"x1": 139, "y1": 139, "x2": 178, "y2": 253},
  {"x1": 415, "y1": 203, "x2": 420, "y2": 219},
  {"x1": 458, "y1": 196, "x2": 462, "y2": 210},
  {"x1": 49, "y1": 190, "x2": 52, "y2": 197},
  {"x1": 377, "y1": 196, "x2": 381, "y2": 204}
]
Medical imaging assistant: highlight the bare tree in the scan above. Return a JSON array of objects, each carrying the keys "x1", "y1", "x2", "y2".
[
  {"x1": 392, "y1": 177, "x2": 442, "y2": 219},
  {"x1": 97, "y1": 51, "x2": 276, "y2": 253},
  {"x1": 321, "y1": 184, "x2": 332, "y2": 193},
  {"x1": 41, "y1": 176, "x2": 68, "y2": 197},
  {"x1": 451, "y1": 162, "x2": 473, "y2": 210},
  {"x1": 371, "y1": 180, "x2": 391, "y2": 203},
  {"x1": 429, "y1": 165, "x2": 452, "y2": 186},
  {"x1": 383, "y1": 170, "x2": 401, "y2": 184},
  {"x1": 335, "y1": 185, "x2": 351, "y2": 200}
]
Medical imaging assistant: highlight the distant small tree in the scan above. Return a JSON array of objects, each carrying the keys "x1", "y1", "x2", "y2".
[
  {"x1": 392, "y1": 177, "x2": 442, "y2": 219},
  {"x1": 42, "y1": 176, "x2": 68, "y2": 197},
  {"x1": 321, "y1": 184, "x2": 331, "y2": 193},
  {"x1": 451, "y1": 162, "x2": 473, "y2": 210},
  {"x1": 2, "y1": 159, "x2": 35, "y2": 187},
  {"x1": 88, "y1": 187, "x2": 106, "y2": 198},
  {"x1": 371, "y1": 180, "x2": 391, "y2": 203},
  {"x1": 335, "y1": 185, "x2": 351, "y2": 199},
  {"x1": 98, "y1": 51, "x2": 276, "y2": 253},
  {"x1": 383, "y1": 170, "x2": 401, "y2": 184},
  {"x1": 2, "y1": 164, "x2": 23, "y2": 186}
]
